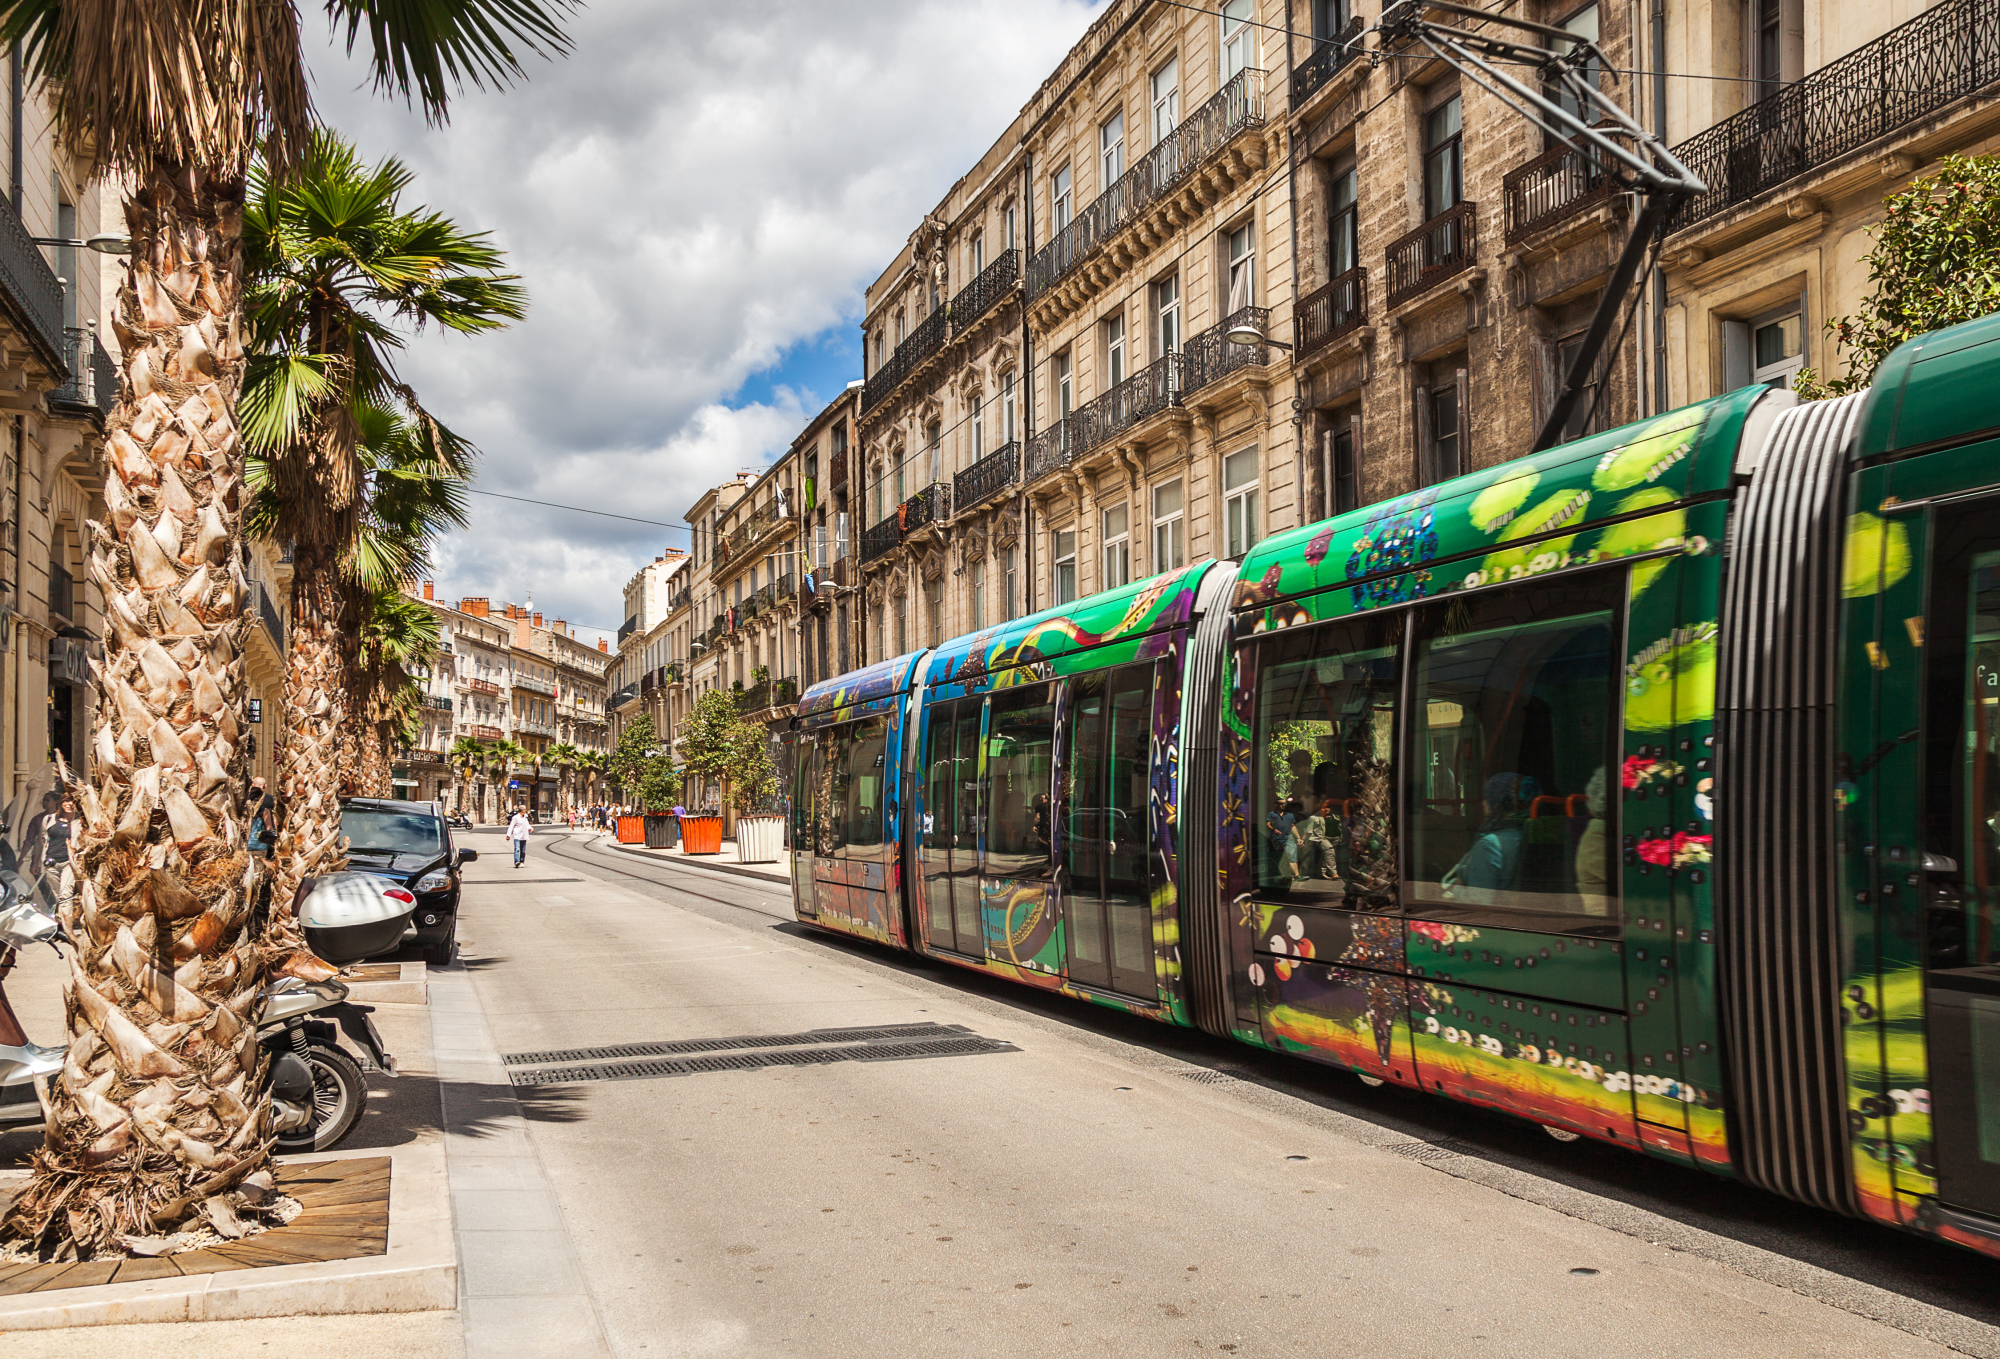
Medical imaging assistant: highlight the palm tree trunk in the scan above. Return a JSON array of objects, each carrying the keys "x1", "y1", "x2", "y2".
[
  {"x1": 4, "y1": 167, "x2": 274, "y2": 1257},
  {"x1": 268, "y1": 538, "x2": 345, "y2": 971}
]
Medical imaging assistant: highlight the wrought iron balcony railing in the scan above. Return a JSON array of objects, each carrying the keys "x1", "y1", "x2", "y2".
[
  {"x1": 1029, "y1": 68, "x2": 1265, "y2": 299},
  {"x1": 902, "y1": 481, "x2": 950, "y2": 533},
  {"x1": 735, "y1": 681, "x2": 770, "y2": 715},
  {"x1": 948, "y1": 248, "x2": 1019, "y2": 332},
  {"x1": 955, "y1": 441, "x2": 1020, "y2": 512},
  {"x1": 616, "y1": 615, "x2": 638, "y2": 644},
  {"x1": 608, "y1": 685, "x2": 638, "y2": 709},
  {"x1": 0, "y1": 198, "x2": 65, "y2": 373},
  {"x1": 1291, "y1": 18, "x2": 1366, "y2": 106},
  {"x1": 1182, "y1": 307, "x2": 1271, "y2": 396},
  {"x1": 1504, "y1": 144, "x2": 1617, "y2": 244},
  {"x1": 514, "y1": 673, "x2": 555, "y2": 696},
  {"x1": 1078, "y1": 353, "x2": 1182, "y2": 450},
  {"x1": 49, "y1": 327, "x2": 116, "y2": 419},
  {"x1": 667, "y1": 587, "x2": 691, "y2": 615},
  {"x1": 1671, "y1": 0, "x2": 2000, "y2": 228},
  {"x1": 423, "y1": 694, "x2": 454, "y2": 712},
  {"x1": 470, "y1": 723, "x2": 506, "y2": 741},
  {"x1": 1296, "y1": 267, "x2": 1368, "y2": 358},
  {"x1": 252, "y1": 581, "x2": 285, "y2": 651},
  {"x1": 861, "y1": 515, "x2": 901, "y2": 562},
  {"x1": 861, "y1": 304, "x2": 948, "y2": 411},
  {"x1": 1024, "y1": 416, "x2": 1082, "y2": 483},
  {"x1": 1385, "y1": 201, "x2": 1478, "y2": 308},
  {"x1": 468, "y1": 677, "x2": 502, "y2": 696}
]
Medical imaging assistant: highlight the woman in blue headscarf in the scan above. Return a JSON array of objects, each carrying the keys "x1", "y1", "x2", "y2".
[{"x1": 1446, "y1": 773, "x2": 1540, "y2": 894}]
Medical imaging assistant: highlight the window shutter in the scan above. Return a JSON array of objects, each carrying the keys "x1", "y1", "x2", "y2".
[
  {"x1": 1455, "y1": 368, "x2": 1471, "y2": 473},
  {"x1": 1413, "y1": 383, "x2": 1433, "y2": 486}
]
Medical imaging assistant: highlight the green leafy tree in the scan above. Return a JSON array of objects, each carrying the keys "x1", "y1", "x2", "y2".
[
  {"x1": 0, "y1": 0, "x2": 574, "y2": 1258},
  {"x1": 609, "y1": 715, "x2": 659, "y2": 803},
  {"x1": 681, "y1": 690, "x2": 776, "y2": 814},
  {"x1": 1796, "y1": 154, "x2": 2000, "y2": 399}
]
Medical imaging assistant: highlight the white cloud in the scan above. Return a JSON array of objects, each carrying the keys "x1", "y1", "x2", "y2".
[{"x1": 309, "y1": 0, "x2": 1106, "y2": 646}]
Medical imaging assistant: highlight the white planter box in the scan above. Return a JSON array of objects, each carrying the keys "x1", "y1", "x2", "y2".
[{"x1": 736, "y1": 814, "x2": 783, "y2": 863}]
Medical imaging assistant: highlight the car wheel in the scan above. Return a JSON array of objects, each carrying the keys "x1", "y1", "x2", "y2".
[
  {"x1": 274, "y1": 1041, "x2": 368, "y2": 1153},
  {"x1": 423, "y1": 926, "x2": 457, "y2": 967}
]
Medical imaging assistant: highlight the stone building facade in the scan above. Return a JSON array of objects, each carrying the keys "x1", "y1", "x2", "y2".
[
  {"x1": 794, "y1": 387, "x2": 862, "y2": 692},
  {"x1": 856, "y1": 0, "x2": 1302, "y2": 656}
]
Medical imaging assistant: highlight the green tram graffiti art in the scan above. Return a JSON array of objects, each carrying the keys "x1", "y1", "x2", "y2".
[{"x1": 789, "y1": 312, "x2": 2000, "y2": 1257}]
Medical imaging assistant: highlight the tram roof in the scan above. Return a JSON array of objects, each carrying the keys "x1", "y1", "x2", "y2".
[
  {"x1": 1855, "y1": 309, "x2": 2000, "y2": 460},
  {"x1": 796, "y1": 650, "x2": 923, "y2": 722},
  {"x1": 920, "y1": 561, "x2": 1215, "y2": 694},
  {"x1": 1231, "y1": 384, "x2": 1768, "y2": 617}
]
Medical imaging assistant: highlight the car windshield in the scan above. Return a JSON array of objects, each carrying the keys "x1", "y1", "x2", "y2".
[{"x1": 341, "y1": 808, "x2": 442, "y2": 855}]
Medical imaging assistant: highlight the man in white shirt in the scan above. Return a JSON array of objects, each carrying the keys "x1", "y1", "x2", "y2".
[{"x1": 507, "y1": 810, "x2": 532, "y2": 867}]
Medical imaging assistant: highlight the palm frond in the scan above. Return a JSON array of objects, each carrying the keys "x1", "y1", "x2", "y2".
[{"x1": 325, "y1": 0, "x2": 578, "y2": 126}]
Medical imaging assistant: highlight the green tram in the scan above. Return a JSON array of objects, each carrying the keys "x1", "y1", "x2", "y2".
[{"x1": 789, "y1": 313, "x2": 2000, "y2": 1256}]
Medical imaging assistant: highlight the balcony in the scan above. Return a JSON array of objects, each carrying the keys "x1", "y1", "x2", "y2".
[
  {"x1": 1670, "y1": 0, "x2": 2000, "y2": 229},
  {"x1": 1296, "y1": 267, "x2": 1368, "y2": 358},
  {"x1": 828, "y1": 444, "x2": 849, "y2": 490},
  {"x1": 469, "y1": 677, "x2": 502, "y2": 696},
  {"x1": 1025, "y1": 416, "x2": 1082, "y2": 483},
  {"x1": 48, "y1": 327, "x2": 116, "y2": 421},
  {"x1": 721, "y1": 499, "x2": 788, "y2": 564},
  {"x1": 862, "y1": 304, "x2": 947, "y2": 411},
  {"x1": 667, "y1": 587, "x2": 691, "y2": 615},
  {"x1": 608, "y1": 684, "x2": 639, "y2": 709},
  {"x1": 861, "y1": 515, "x2": 900, "y2": 562},
  {"x1": 735, "y1": 681, "x2": 769, "y2": 715},
  {"x1": 514, "y1": 673, "x2": 555, "y2": 696},
  {"x1": 664, "y1": 661, "x2": 685, "y2": 686},
  {"x1": 1075, "y1": 353, "x2": 1182, "y2": 450},
  {"x1": 1182, "y1": 307, "x2": 1271, "y2": 397},
  {"x1": 1504, "y1": 144, "x2": 1618, "y2": 244},
  {"x1": 955, "y1": 441, "x2": 1020, "y2": 513},
  {"x1": 515, "y1": 718, "x2": 555, "y2": 738},
  {"x1": 470, "y1": 723, "x2": 505, "y2": 741},
  {"x1": 1385, "y1": 201, "x2": 1478, "y2": 309},
  {"x1": 616, "y1": 615, "x2": 638, "y2": 644},
  {"x1": 423, "y1": 694, "x2": 454, "y2": 713},
  {"x1": 902, "y1": 481, "x2": 950, "y2": 533},
  {"x1": 1291, "y1": 18, "x2": 1366, "y2": 107},
  {"x1": 0, "y1": 198, "x2": 65, "y2": 373},
  {"x1": 1029, "y1": 68, "x2": 1265, "y2": 301},
  {"x1": 641, "y1": 670, "x2": 657, "y2": 694},
  {"x1": 250, "y1": 580, "x2": 285, "y2": 651},
  {"x1": 949, "y1": 248, "x2": 1019, "y2": 333}
]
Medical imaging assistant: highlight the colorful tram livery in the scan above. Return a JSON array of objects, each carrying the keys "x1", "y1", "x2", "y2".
[{"x1": 788, "y1": 314, "x2": 2000, "y2": 1257}]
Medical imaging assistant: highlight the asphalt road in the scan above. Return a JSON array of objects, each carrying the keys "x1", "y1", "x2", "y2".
[{"x1": 422, "y1": 828, "x2": 2000, "y2": 1359}]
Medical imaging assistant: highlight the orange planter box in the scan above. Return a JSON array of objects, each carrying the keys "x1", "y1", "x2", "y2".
[
  {"x1": 679, "y1": 815, "x2": 722, "y2": 855},
  {"x1": 615, "y1": 815, "x2": 645, "y2": 844}
]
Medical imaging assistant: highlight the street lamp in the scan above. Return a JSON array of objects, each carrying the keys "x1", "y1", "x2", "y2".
[
  {"x1": 1224, "y1": 318, "x2": 1294, "y2": 351},
  {"x1": 31, "y1": 233, "x2": 133, "y2": 255}
]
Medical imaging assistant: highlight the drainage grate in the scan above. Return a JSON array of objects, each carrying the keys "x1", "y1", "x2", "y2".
[
  {"x1": 1177, "y1": 1066, "x2": 1252, "y2": 1084},
  {"x1": 1384, "y1": 1139, "x2": 1477, "y2": 1163},
  {"x1": 502, "y1": 1023, "x2": 961, "y2": 1067},
  {"x1": 507, "y1": 1033, "x2": 1018, "y2": 1086}
]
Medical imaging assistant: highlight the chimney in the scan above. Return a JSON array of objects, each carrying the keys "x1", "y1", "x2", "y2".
[
  {"x1": 597, "y1": 638, "x2": 609, "y2": 653},
  {"x1": 422, "y1": 581, "x2": 434, "y2": 601},
  {"x1": 459, "y1": 597, "x2": 489, "y2": 617},
  {"x1": 533, "y1": 613, "x2": 543, "y2": 628}
]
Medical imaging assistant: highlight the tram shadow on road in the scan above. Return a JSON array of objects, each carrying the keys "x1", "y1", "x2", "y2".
[{"x1": 775, "y1": 916, "x2": 2000, "y2": 1327}]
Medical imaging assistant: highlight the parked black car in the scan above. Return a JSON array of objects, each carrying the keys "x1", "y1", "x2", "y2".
[{"x1": 338, "y1": 798, "x2": 476, "y2": 965}]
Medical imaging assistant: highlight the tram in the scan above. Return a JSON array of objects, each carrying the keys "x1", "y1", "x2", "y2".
[{"x1": 788, "y1": 312, "x2": 2000, "y2": 1256}]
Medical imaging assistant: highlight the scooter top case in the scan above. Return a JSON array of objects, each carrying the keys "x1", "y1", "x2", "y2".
[{"x1": 299, "y1": 872, "x2": 416, "y2": 965}]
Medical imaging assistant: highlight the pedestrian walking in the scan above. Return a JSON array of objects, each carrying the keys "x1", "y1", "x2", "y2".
[
  {"x1": 246, "y1": 776, "x2": 278, "y2": 858},
  {"x1": 508, "y1": 808, "x2": 533, "y2": 868}
]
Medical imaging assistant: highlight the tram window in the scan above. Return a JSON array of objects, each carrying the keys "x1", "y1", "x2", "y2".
[
  {"x1": 1922, "y1": 524, "x2": 2000, "y2": 973},
  {"x1": 1249, "y1": 615, "x2": 1403, "y2": 909},
  {"x1": 831, "y1": 717, "x2": 889, "y2": 854},
  {"x1": 984, "y1": 684, "x2": 1056, "y2": 878},
  {"x1": 1407, "y1": 578, "x2": 1619, "y2": 917}
]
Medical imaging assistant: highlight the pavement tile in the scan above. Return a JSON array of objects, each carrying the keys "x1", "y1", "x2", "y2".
[
  {"x1": 456, "y1": 1230, "x2": 583, "y2": 1298},
  {"x1": 445, "y1": 1158, "x2": 543, "y2": 1194},
  {"x1": 450, "y1": 1188, "x2": 566, "y2": 1233},
  {"x1": 462, "y1": 1296, "x2": 610, "y2": 1358}
]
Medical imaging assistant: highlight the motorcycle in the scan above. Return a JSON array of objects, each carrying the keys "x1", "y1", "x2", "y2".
[
  {"x1": 445, "y1": 811, "x2": 473, "y2": 831},
  {"x1": 0, "y1": 767, "x2": 414, "y2": 1153}
]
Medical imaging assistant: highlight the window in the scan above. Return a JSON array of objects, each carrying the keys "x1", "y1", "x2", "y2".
[
  {"x1": 1102, "y1": 504, "x2": 1131, "y2": 588},
  {"x1": 925, "y1": 575, "x2": 943, "y2": 647},
  {"x1": 1104, "y1": 312, "x2": 1126, "y2": 388},
  {"x1": 1002, "y1": 371, "x2": 1018, "y2": 443},
  {"x1": 895, "y1": 596, "x2": 908, "y2": 655},
  {"x1": 1752, "y1": 307, "x2": 1804, "y2": 390},
  {"x1": 1003, "y1": 547, "x2": 1019, "y2": 621},
  {"x1": 872, "y1": 331, "x2": 884, "y2": 374},
  {"x1": 1152, "y1": 480, "x2": 1185, "y2": 572},
  {"x1": 1423, "y1": 94, "x2": 1464, "y2": 220},
  {"x1": 1554, "y1": 333, "x2": 1599, "y2": 442},
  {"x1": 926, "y1": 421, "x2": 942, "y2": 484},
  {"x1": 1062, "y1": 664, "x2": 1156, "y2": 995},
  {"x1": 970, "y1": 394, "x2": 985, "y2": 460},
  {"x1": 1052, "y1": 164, "x2": 1074, "y2": 233},
  {"x1": 1004, "y1": 205, "x2": 1018, "y2": 251},
  {"x1": 1408, "y1": 576, "x2": 1620, "y2": 918},
  {"x1": 1422, "y1": 369, "x2": 1466, "y2": 485},
  {"x1": 1154, "y1": 274, "x2": 1182, "y2": 357},
  {"x1": 1550, "y1": 5, "x2": 1604, "y2": 131},
  {"x1": 970, "y1": 558, "x2": 986, "y2": 631},
  {"x1": 984, "y1": 685, "x2": 1056, "y2": 880},
  {"x1": 893, "y1": 450, "x2": 906, "y2": 504},
  {"x1": 1225, "y1": 221, "x2": 1255, "y2": 313},
  {"x1": 830, "y1": 716, "x2": 889, "y2": 855},
  {"x1": 895, "y1": 309, "x2": 907, "y2": 345},
  {"x1": 1330, "y1": 419, "x2": 1361, "y2": 515},
  {"x1": 922, "y1": 698, "x2": 986, "y2": 955},
  {"x1": 1151, "y1": 58, "x2": 1180, "y2": 144},
  {"x1": 1100, "y1": 109, "x2": 1126, "y2": 188},
  {"x1": 1330, "y1": 166, "x2": 1359, "y2": 276},
  {"x1": 1056, "y1": 352, "x2": 1074, "y2": 417},
  {"x1": 1221, "y1": 0, "x2": 1255, "y2": 80},
  {"x1": 1249, "y1": 613, "x2": 1402, "y2": 905},
  {"x1": 1054, "y1": 528, "x2": 1078, "y2": 605},
  {"x1": 54, "y1": 198, "x2": 77, "y2": 330},
  {"x1": 970, "y1": 232, "x2": 985, "y2": 276},
  {"x1": 1224, "y1": 447, "x2": 1260, "y2": 558},
  {"x1": 1314, "y1": 0, "x2": 1351, "y2": 38}
]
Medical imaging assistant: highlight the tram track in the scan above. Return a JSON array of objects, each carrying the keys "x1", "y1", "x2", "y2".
[{"x1": 542, "y1": 832, "x2": 795, "y2": 924}]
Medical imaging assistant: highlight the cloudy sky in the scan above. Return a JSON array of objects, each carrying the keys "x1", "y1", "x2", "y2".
[{"x1": 311, "y1": 0, "x2": 1107, "y2": 647}]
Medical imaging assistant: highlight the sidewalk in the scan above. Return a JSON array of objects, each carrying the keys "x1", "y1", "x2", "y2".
[{"x1": 601, "y1": 833, "x2": 791, "y2": 884}]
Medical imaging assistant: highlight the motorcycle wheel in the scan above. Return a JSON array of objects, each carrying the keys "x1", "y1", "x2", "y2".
[{"x1": 274, "y1": 1041, "x2": 367, "y2": 1153}]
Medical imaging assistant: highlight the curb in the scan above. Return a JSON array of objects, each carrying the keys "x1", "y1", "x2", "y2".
[
  {"x1": 0, "y1": 1143, "x2": 454, "y2": 1331},
  {"x1": 602, "y1": 837, "x2": 790, "y2": 887},
  {"x1": 345, "y1": 960, "x2": 427, "y2": 1006}
]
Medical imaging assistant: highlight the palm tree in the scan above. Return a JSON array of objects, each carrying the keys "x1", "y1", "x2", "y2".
[
  {"x1": 574, "y1": 747, "x2": 607, "y2": 810},
  {"x1": 353, "y1": 587, "x2": 443, "y2": 796},
  {"x1": 546, "y1": 743, "x2": 579, "y2": 817},
  {"x1": 0, "y1": 0, "x2": 574, "y2": 1259},
  {"x1": 448, "y1": 735, "x2": 488, "y2": 820},
  {"x1": 488, "y1": 738, "x2": 527, "y2": 816},
  {"x1": 240, "y1": 130, "x2": 516, "y2": 913}
]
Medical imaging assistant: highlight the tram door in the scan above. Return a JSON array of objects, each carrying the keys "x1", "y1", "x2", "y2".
[
  {"x1": 1062, "y1": 666, "x2": 1157, "y2": 998},
  {"x1": 1921, "y1": 493, "x2": 2000, "y2": 1220},
  {"x1": 922, "y1": 700, "x2": 985, "y2": 957}
]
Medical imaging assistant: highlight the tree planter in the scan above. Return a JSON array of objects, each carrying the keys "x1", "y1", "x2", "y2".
[
  {"x1": 680, "y1": 813, "x2": 723, "y2": 855},
  {"x1": 643, "y1": 813, "x2": 680, "y2": 848},
  {"x1": 736, "y1": 812, "x2": 783, "y2": 863},
  {"x1": 616, "y1": 814, "x2": 645, "y2": 844}
]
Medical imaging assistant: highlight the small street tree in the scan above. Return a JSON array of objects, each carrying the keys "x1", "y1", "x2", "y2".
[
  {"x1": 608, "y1": 716, "x2": 675, "y2": 809},
  {"x1": 680, "y1": 690, "x2": 775, "y2": 814},
  {"x1": 1797, "y1": 154, "x2": 2000, "y2": 399}
]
